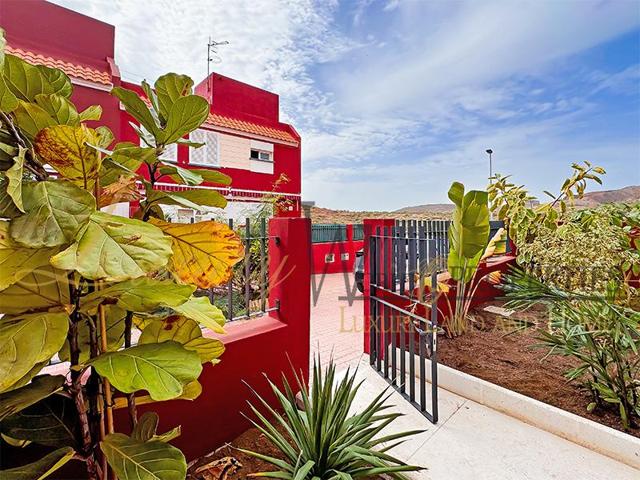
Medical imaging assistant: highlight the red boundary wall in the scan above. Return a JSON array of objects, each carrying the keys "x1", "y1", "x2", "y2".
[
  {"x1": 312, "y1": 224, "x2": 364, "y2": 275},
  {"x1": 1, "y1": 217, "x2": 312, "y2": 473},
  {"x1": 117, "y1": 217, "x2": 311, "y2": 460}
]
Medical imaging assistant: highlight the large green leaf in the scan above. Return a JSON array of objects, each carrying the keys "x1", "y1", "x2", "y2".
[
  {"x1": 158, "y1": 163, "x2": 203, "y2": 186},
  {"x1": 140, "y1": 316, "x2": 224, "y2": 363},
  {"x1": 189, "y1": 168, "x2": 231, "y2": 185},
  {"x1": 0, "y1": 375, "x2": 65, "y2": 422},
  {"x1": 10, "y1": 181, "x2": 95, "y2": 248},
  {"x1": 34, "y1": 93, "x2": 79, "y2": 125},
  {"x1": 0, "y1": 221, "x2": 57, "y2": 290},
  {"x1": 0, "y1": 265, "x2": 70, "y2": 315},
  {"x1": 0, "y1": 446, "x2": 75, "y2": 480},
  {"x1": 0, "y1": 377, "x2": 66, "y2": 434},
  {"x1": 101, "y1": 433, "x2": 187, "y2": 480},
  {"x1": 5, "y1": 146, "x2": 25, "y2": 213},
  {"x1": 173, "y1": 296, "x2": 226, "y2": 334},
  {"x1": 89, "y1": 341, "x2": 202, "y2": 400},
  {"x1": 58, "y1": 305, "x2": 126, "y2": 363},
  {"x1": 50, "y1": 211, "x2": 172, "y2": 281},
  {"x1": 80, "y1": 277, "x2": 194, "y2": 313},
  {"x1": 99, "y1": 143, "x2": 155, "y2": 186},
  {"x1": 0, "y1": 73, "x2": 18, "y2": 112},
  {"x1": 154, "y1": 73, "x2": 194, "y2": 122},
  {"x1": 111, "y1": 86, "x2": 161, "y2": 141},
  {"x1": 447, "y1": 182, "x2": 490, "y2": 283},
  {"x1": 146, "y1": 188, "x2": 227, "y2": 210},
  {"x1": 0, "y1": 312, "x2": 69, "y2": 392},
  {"x1": 11, "y1": 101, "x2": 56, "y2": 139},
  {"x1": 35, "y1": 125, "x2": 102, "y2": 189},
  {"x1": 160, "y1": 95, "x2": 209, "y2": 144},
  {"x1": 3, "y1": 55, "x2": 71, "y2": 102},
  {"x1": 0, "y1": 394, "x2": 78, "y2": 447}
]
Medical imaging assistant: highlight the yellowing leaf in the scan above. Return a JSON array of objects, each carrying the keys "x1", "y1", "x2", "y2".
[
  {"x1": 99, "y1": 174, "x2": 141, "y2": 207},
  {"x1": 35, "y1": 124, "x2": 102, "y2": 189},
  {"x1": 149, "y1": 219, "x2": 243, "y2": 288},
  {"x1": 139, "y1": 316, "x2": 224, "y2": 363},
  {"x1": 0, "y1": 265, "x2": 70, "y2": 315},
  {"x1": 0, "y1": 311, "x2": 69, "y2": 392},
  {"x1": 51, "y1": 211, "x2": 172, "y2": 281},
  {"x1": 0, "y1": 221, "x2": 56, "y2": 290},
  {"x1": 172, "y1": 296, "x2": 226, "y2": 334}
]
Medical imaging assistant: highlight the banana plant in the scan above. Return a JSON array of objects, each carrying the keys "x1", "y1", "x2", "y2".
[
  {"x1": 444, "y1": 182, "x2": 490, "y2": 337},
  {"x1": 0, "y1": 27, "x2": 243, "y2": 480}
]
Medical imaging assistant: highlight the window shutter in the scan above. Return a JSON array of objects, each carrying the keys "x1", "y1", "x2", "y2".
[{"x1": 189, "y1": 129, "x2": 218, "y2": 166}]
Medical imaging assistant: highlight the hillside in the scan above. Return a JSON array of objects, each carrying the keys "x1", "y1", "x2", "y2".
[{"x1": 309, "y1": 185, "x2": 639, "y2": 224}]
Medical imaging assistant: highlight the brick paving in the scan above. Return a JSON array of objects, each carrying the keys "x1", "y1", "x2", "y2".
[{"x1": 310, "y1": 272, "x2": 367, "y2": 369}]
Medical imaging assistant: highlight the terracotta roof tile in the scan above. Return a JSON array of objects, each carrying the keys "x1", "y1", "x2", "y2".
[
  {"x1": 6, "y1": 46, "x2": 112, "y2": 86},
  {"x1": 205, "y1": 113, "x2": 297, "y2": 145}
]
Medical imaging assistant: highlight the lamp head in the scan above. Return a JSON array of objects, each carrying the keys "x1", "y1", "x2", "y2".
[{"x1": 485, "y1": 149, "x2": 493, "y2": 155}]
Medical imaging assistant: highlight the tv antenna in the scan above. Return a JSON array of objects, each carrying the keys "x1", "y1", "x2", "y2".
[{"x1": 207, "y1": 37, "x2": 229, "y2": 97}]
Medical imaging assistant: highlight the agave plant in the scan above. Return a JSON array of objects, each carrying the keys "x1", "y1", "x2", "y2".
[{"x1": 242, "y1": 358, "x2": 424, "y2": 479}]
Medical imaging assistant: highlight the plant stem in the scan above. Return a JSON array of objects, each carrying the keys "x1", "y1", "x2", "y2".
[
  {"x1": 124, "y1": 311, "x2": 138, "y2": 429},
  {"x1": 67, "y1": 276, "x2": 100, "y2": 480}
]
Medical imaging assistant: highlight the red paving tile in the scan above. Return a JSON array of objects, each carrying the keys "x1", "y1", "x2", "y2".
[{"x1": 310, "y1": 273, "x2": 367, "y2": 369}]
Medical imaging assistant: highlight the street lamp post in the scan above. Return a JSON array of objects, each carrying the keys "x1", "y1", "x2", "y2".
[{"x1": 485, "y1": 148, "x2": 493, "y2": 183}]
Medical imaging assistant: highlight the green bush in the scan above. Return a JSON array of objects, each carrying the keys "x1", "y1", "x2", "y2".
[{"x1": 242, "y1": 358, "x2": 424, "y2": 479}]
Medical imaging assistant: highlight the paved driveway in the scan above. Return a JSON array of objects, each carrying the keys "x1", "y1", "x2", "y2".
[{"x1": 310, "y1": 272, "x2": 366, "y2": 368}]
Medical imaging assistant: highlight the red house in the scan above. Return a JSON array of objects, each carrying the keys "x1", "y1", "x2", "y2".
[{"x1": 0, "y1": 0, "x2": 302, "y2": 219}]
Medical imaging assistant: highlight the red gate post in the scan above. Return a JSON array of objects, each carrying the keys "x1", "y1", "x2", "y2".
[
  {"x1": 268, "y1": 216, "x2": 312, "y2": 377},
  {"x1": 363, "y1": 219, "x2": 395, "y2": 354}
]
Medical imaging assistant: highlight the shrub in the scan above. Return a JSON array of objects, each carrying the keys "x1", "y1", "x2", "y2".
[
  {"x1": 242, "y1": 358, "x2": 424, "y2": 479},
  {"x1": 503, "y1": 269, "x2": 640, "y2": 429},
  {"x1": 0, "y1": 28, "x2": 243, "y2": 479},
  {"x1": 517, "y1": 205, "x2": 640, "y2": 295}
]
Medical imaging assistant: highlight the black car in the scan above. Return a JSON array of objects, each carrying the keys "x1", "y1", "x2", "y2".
[{"x1": 354, "y1": 248, "x2": 364, "y2": 293}]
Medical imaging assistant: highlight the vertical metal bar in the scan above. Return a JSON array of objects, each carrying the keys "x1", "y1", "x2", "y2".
[
  {"x1": 369, "y1": 228, "x2": 377, "y2": 365},
  {"x1": 391, "y1": 308, "x2": 397, "y2": 385},
  {"x1": 399, "y1": 221, "x2": 406, "y2": 294},
  {"x1": 391, "y1": 226, "x2": 397, "y2": 293},
  {"x1": 409, "y1": 319, "x2": 415, "y2": 402},
  {"x1": 419, "y1": 331, "x2": 426, "y2": 412},
  {"x1": 375, "y1": 227, "x2": 382, "y2": 373},
  {"x1": 400, "y1": 314, "x2": 406, "y2": 393},
  {"x1": 227, "y1": 218, "x2": 234, "y2": 321},
  {"x1": 244, "y1": 218, "x2": 251, "y2": 318},
  {"x1": 382, "y1": 226, "x2": 389, "y2": 379},
  {"x1": 417, "y1": 223, "x2": 426, "y2": 304},
  {"x1": 430, "y1": 261, "x2": 439, "y2": 423},
  {"x1": 260, "y1": 218, "x2": 267, "y2": 313},
  {"x1": 408, "y1": 221, "x2": 417, "y2": 294}
]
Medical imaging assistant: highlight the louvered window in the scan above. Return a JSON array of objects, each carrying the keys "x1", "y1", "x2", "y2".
[{"x1": 189, "y1": 129, "x2": 219, "y2": 166}]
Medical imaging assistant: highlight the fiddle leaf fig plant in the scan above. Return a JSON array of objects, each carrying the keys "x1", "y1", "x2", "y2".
[{"x1": 0, "y1": 27, "x2": 243, "y2": 480}]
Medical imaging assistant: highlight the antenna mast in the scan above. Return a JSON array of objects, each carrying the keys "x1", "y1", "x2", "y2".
[{"x1": 207, "y1": 37, "x2": 229, "y2": 98}]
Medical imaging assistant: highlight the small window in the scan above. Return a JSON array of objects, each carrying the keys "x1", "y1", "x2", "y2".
[
  {"x1": 325, "y1": 253, "x2": 335, "y2": 263},
  {"x1": 340, "y1": 253, "x2": 349, "y2": 261},
  {"x1": 251, "y1": 149, "x2": 272, "y2": 162}
]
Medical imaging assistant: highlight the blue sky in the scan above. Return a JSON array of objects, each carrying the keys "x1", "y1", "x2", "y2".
[{"x1": 54, "y1": 0, "x2": 640, "y2": 210}]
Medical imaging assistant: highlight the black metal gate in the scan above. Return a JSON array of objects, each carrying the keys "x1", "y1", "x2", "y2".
[{"x1": 367, "y1": 221, "x2": 443, "y2": 424}]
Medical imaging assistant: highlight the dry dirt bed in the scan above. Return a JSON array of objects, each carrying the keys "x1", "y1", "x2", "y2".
[{"x1": 437, "y1": 300, "x2": 639, "y2": 438}]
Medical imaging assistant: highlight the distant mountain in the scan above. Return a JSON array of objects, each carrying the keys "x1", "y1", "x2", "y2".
[
  {"x1": 573, "y1": 185, "x2": 640, "y2": 207},
  {"x1": 309, "y1": 185, "x2": 639, "y2": 224}
]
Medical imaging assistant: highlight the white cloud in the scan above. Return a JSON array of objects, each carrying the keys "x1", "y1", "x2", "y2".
[{"x1": 51, "y1": 0, "x2": 640, "y2": 210}]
